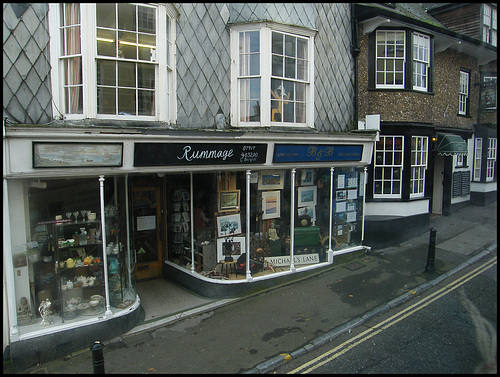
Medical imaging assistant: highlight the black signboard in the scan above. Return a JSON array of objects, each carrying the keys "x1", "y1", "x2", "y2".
[{"x1": 134, "y1": 142, "x2": 268, "y2": 167}]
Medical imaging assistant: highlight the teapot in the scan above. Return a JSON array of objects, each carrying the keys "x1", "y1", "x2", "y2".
[{"x1": 66, "y1": 258, "x2": 75, "y2": 268}]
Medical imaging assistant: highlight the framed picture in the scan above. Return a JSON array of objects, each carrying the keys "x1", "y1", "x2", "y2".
[
  {"x1": 182, "y1": 191, "x2": 190, "y2": 201},
  {"x1": 301, "y1": 169, "x2": 315, "y2": 186},
  {"x1": 297, "y1": 186, "x2": 317, "y2": 207},
  {"x1": 218, "y1": 190, "x2": 240, "y2": 212},
  {"x1": 258, "y1": 170, "x2": 284, "y2": 190},
  {"x1": 262, "y1": 190, "x2": 281, "y2": 219},
  {"x1": 33, "y1": 142, "x2": 123, "y2": 168},
  {"x1": 173, "y1": 233, "x2": 183, "y2": 243},
  {"x1": 216, "y1": 213, "x2": 242, "y2": 238},
  {"x1": 217, "y1": 236, "x2": 246, "y2": 262},
  {"x1": 298, "y1": 205, "x2": 316, "y2": 221}
]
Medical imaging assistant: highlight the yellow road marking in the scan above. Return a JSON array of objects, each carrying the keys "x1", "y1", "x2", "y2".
[{"x1": 288, "y1": 256, "x2": 497, "y2": 374}]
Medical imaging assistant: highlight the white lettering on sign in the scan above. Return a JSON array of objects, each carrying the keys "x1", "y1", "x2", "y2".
[
  {"x1": 177, "y1": 145, "x2": 234, "y2": 162},
  {"x1": 264, "y1": 253, "x2": 320, "y2": 267}
]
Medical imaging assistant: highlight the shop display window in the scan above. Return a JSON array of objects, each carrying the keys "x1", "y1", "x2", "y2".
[
  {"x1": 18, "y1": 176, "x2": 136, "y2": 332},
  {"x1": 165, "y1": 167, "x2": 365, "y2": 279}
]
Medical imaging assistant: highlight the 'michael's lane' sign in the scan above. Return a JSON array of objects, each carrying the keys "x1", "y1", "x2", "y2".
[{"x1": 134, "y1": 142, "x2": 268, "y2": 166}]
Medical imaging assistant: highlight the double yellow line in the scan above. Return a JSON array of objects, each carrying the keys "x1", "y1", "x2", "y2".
[{"x1": 288, "y1": 255, "x2": 497, "y2": 374}]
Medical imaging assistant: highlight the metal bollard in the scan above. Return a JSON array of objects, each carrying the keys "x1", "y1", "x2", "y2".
[
  {"x1": 425, "y1": 227, "x2": 437, "y2": 273},
  {"x1": 90, "y1": 340, "x2": 105, "y2": 374}
]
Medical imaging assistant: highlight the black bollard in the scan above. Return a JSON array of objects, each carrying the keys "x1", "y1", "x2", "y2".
[
  {"x1": 90, "y1": 340, "x2": 105, "y2": 374},
  {"x1": 425, "y1": 227, "x2": 437, "y2": 273}
]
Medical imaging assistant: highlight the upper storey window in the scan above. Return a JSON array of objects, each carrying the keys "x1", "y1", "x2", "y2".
[
  {"x1": 49, "y1": 3, "x2": 177, "y2": 122},
  {"x1": 231, "y1": 23, "x2": 315, "y2": 128},
  {"x1": 482, "y1": 4, "x2": 497, "y2": 47},
  {"x1": 372, "y1": 29, "x2": 433, "y2": 93}
]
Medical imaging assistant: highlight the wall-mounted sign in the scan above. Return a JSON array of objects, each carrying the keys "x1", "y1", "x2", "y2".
[
  {"x1": 134, "y1": 142, "x2": 267, "y2": 166},
  {"x1": 273, "y1": 144, "x2": 363, "y2": 163},
  {"x1": 33, "y1": 142, "x2": 123, "y2": 168}
]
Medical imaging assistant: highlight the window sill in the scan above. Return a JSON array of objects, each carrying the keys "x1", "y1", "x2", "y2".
[{"x1": 367, "y1": 87, "x2": 434, "y2": 95}]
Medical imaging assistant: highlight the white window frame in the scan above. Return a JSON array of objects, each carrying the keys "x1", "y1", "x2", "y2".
[
  {"x1": 487, "y1": 138, "x2": 497, "y2": 181},
  {"x1": 375, "y1": 30, "x2": 406, "y2": 89},
  {"x1": 48, "y1": 3, "x2": 177, "y2": 123},
  {"x1": 412, "y1": 33, "x2": 430, "y2": 92},
  {"x1": 458, "y1": 70, "x2": 469, "y2": 115},
  {"x1": 230, "y1": 22, "x2": 315, "y2": 128},
  {"x1": 483, "y1": 4, "x2": 497, "y2": 47},
  {"x1": 373, "y1": 135, "x2": 404, "y2": 198},
  {"x1": 410, "y1": 136, "x2": 428, "y2": 198},
  {"x1": 474, "y1": 138, "x2": 483, "y2": 181}
]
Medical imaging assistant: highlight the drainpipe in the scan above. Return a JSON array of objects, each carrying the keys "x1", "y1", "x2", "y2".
[
  {"x1": 351, "y1": 3, "x2": 360, "y2": 128},
  {"x1": 290, "y1": 168, "x2": 296, "y2": 272}
]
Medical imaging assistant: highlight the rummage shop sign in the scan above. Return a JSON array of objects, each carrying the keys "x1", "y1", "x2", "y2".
[
  {"x1": 134, "y1": 143, "x2": 267, "y2": 166},
  {"x1": 264, "y1": 253, "x2": 320, "y2": 267}
]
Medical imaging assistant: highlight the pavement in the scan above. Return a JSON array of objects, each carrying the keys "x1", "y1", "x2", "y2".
[{"x1": 4, "y1": 200, "x2": 497, "y2": 374}]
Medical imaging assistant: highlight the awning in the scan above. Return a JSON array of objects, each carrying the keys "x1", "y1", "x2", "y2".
[{"x1": 436, "y1": 133, "x2": 468, "y2": 156}]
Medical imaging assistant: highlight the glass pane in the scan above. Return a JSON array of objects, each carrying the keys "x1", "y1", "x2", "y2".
[
  {"x1": 138, "y1": 90, "x2": 154, "y2": 115},
  {"x1": 383, "y1": 181, "x2": 391, "y2": 194},
  {"x1": 138, "y1": 33, "x2": 156, "y2": 61},
  {"x1": 97, "y1": 28, "x2": 116, "y2": 57},
  {"x1": 385, "y1": 152, "x2": 393, "y2": 165},
  {"x1": 138, "y1": 63, "x2": 155, "y2": 89},
  {"x1": 296, "y1": 102, "x2": 306, "y2": 123},
  {"x1": 118, "y1": 3, "x2": 136, "y2": 31},
  {"x1": 285, "y1": 35, "x2": 295, "y2": 57},
  {"x1": 272, "y1": 32, "x2": 283, "y2": 54},
  {"x1": 249, "y1": 54, "x2": 260, "y2": 76},
  {"x1": 97, "y1": 60, "x2": 116, "y2": 86},
  {"x1": 97, "y1": 87, "x2": 116, "y2": 114},
  {"x1": 118, "y1": 62, "x2": 136, "y2": 87},
  {"x1": 65, "y1": 26, "x2": 81, "y2": 55},
  {"x1": 97, "y1": 3, "x2": 115, "y2": 28},
  {"x1": 65, "y1": 57, "x2": 82, "y2": 85},
  {"x1": 137, "y1": 6, "x2": 156, "y2": 34},
  {"x1": 375, "y1": 167, "x2": 382, "y2": 180},
  {"x1": 377, "y1": 45, "x2": 385, "y2": 57},
  {"x1": 63, "y1": 3, "x2": 80, "y2": 26},
  {"x1": 283, "y1": 101, "x2": 294, "y2": 122},
  {"x1": 285, "y1": 57, "x2": 295, "y2": 79},
  {"x1": 377, "y1": 72, "x2": 384, "y2": 85},
  {"x1": 297, "y1": 59, "x2": 306, "y2": 81},
  {"x1": 393, "y1": 181, "x2": 400, "y2": 194},
  {"x1": 272, "y1": 55, "x2": 283, "y2": 77},
  {"x1": 118, "y1": 88, "x2": 136, "y2": 115},
  {"x1": 118, "y1": 31, "x2": 137, "y2": 59},
  {"x1": 297, "y1": 38, "x2": 307, "y2": 59},
  {"x1": 249, "y1": 78, "x2": 260, "y2": 99},
  {"x1": 240, "y1": 55, "x2": 248, "y2": 76},
  {"x1": 248, "y1": 31, "x2": 259, "y2": 53},
  {"x1": 296, "y1": 82, "x2": 305, "y2": 102},
  {"x1": 66, "y1": 87, "x2": 83, "y2": 114},
  {"x1": 248, "y1": 100, "x2": 260, "y2": 121},
  {"x1": 395, "y1": 73, "x2": 404, "y2": 85},
  {"x1": 394, "y1": 152, "x2": 402, "y2": 165},
  {"x1": 386, "y1": 73, "x2": 394, "y2": 85},
  {"x1": 283, "y1": 80, "x2": 294, "y2": 100}
]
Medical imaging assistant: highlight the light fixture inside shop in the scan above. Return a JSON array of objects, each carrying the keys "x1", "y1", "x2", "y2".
[
  {"x1": 96, "y1": 37, "x2": 156, "y2": 49},
  {"x1": 28, "y1": 180, "x2": 47, "y2": 189}
]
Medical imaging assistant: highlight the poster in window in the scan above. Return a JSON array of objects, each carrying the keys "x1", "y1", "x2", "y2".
[{"x1": 262, "y1": 191, "x2": 281, "y2": 219}]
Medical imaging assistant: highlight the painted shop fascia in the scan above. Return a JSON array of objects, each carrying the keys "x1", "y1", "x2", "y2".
[{"x1": 3, "y1": 125, "x2": 376, "y2": 368}]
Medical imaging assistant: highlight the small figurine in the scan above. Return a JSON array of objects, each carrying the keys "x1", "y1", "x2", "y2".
[
  {"x1": 268, "y1": 222, "x2": 280, "y2": 241},
  {"x1": 17, "y1": 296, "x2": 36, "y2": 326},
  {"x1": 38, "y1": 298, "x2": 53, "y2": 327}
]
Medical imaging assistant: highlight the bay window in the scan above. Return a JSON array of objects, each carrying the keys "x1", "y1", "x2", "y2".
[
  {"x1": 487, "y1": 138, "x2": 497, "y2": 181},
  {"x1": 231, "y1": 23, "x2": 315, "y2": 127},
  {"x1": 49, "y1": 3, "x2": 176, "y2": 122}
]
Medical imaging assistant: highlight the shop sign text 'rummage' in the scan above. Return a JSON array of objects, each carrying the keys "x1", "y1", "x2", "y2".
[{"x1": 134, "y1": 143, "x2": 267, "y2": 166}]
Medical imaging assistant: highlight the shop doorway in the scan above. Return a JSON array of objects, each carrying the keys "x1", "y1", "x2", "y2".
[
  {"x1": 132, "y1": 185, "x2": 164, "y2": 280},
  {"x1": 432, "y1": 155, "x2": 444, "y2": 214}
]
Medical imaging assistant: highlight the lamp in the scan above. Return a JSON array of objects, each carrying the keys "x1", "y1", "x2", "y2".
[{"x1": 28, "y1": 180, "x2": 47, "y2": 189}]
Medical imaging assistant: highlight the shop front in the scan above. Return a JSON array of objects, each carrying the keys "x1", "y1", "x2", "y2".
[{"x1": 3, "y1": 126, "x2": 375, "y2": 368}]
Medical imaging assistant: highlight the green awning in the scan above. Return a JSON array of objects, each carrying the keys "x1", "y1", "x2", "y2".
[{"x1": 436, "y1": 133, "x2": 468, "y2": 156}]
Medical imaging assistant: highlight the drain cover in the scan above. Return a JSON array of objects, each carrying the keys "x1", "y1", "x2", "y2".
[{"x1": 343, "y1": 262, "x2": 365, "y2": 271}]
